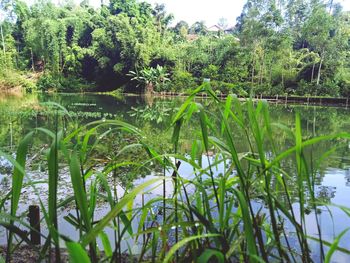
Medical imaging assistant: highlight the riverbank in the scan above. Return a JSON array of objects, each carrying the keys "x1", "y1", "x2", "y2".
[
  {"x1": 149, "y1": 91, "x2": 350, "y2": 107},
  {"x1": 0, "y1": 246, "x2": 69, "y2": 262},
  {"x1": 0, "y1": 71, "x2": 38, "y2": 93},
  {"x1": 0, "y1": 245, "x2": 137, "y2": 262}
]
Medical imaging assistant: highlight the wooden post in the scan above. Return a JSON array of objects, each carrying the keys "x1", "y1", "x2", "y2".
[
  {"x1": 346, "y1": 98, "x2": 348, "y2": 109},
  {"x1": 142, "y1": 193, "x2": 145, "y2": 244},
  {"x1": 172, "y1": 161, "x2": 181, "y2": 262},
  {"x1": 163, "y1": 158, "x2": 166, "y2": 225},
  {"x1": 9, "y1": 122, "x2": 13, "y2": 150},
  {"x1": 285, "y1": 94, "x2": 288, "y2": 106},
  {"x1": 28, "y1": 205, "x2": 41, "y2": 245}
]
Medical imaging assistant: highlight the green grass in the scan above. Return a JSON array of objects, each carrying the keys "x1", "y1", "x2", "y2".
[{"x1": 1, "y1": 84, "x2": 350, "y2": 262}]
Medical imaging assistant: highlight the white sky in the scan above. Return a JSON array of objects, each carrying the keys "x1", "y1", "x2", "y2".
[
  {"x1": 10, "y1": 0, "x2": 350, "y2": 27},
  {"x1": 146, "y1": 0, "x2": 245, "y2": 27},
  {"x1": 145, "y1": 0, "x2": 350, "y2": 27}
]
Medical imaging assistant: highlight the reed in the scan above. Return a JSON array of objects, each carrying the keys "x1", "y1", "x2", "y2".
[{"x1": 1, "y1": 85, "x2": 350, "y2": 262}]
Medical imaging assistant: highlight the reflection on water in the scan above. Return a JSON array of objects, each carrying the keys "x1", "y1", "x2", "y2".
[{"x1": 0, "y1": 93, "x2": 350, "y2": 259}]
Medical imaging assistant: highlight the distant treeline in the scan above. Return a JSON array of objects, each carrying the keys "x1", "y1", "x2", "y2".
[{"x1": 0, "y1": 0, "x2": 349, "y2": 96}]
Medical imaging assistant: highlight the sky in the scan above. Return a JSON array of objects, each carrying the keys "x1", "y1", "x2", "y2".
[
  {"x1": 146, "y1": 0, "x2": 245, "y2": 27},
  {"x1": 145, "y1": 0, "x2": 350, "y2": 27},
  {"x1": 8, "y1": 0, "x2": 350, "y2": 27}
]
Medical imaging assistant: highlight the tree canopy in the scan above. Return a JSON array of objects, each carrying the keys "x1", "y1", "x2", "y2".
[{"x1": 0, "y1": 0, "x2": 349, "y2": 96}]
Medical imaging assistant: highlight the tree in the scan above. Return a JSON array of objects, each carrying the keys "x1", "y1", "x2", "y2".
[
  {"x1": 302, "y1": 5, "x2": 339, "y2": 85},
  {"x1": 218, "y1": 17, "x2": 228, "y2": 30},
  {"x1": 189, "y1": 21, "x2": 207, "y2": 35},
  {"x1": 152, "y1": 3, "x2": 173, "y2": 34}
]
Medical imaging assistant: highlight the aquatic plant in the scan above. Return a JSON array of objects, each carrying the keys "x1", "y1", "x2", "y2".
[{"x1": 1, "y1": 85, "x2": 350, "y2": 262}]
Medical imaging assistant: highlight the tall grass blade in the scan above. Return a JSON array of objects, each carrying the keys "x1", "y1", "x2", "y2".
[
  {"x1": 198, "y1": 249, "x2": 225, "y2": 263},
  {"x1": 66, "y1": 242, "x2": 91, "y2": 263},
  {"x1": 163, "y1": 234, "x2": 220, "y2": 263},
  {"x1": 324, "y1": 228, "x2": 350, "y2": 263},
  {"x1": 81, "y1": 178, "x2": 162, "y2": 246},
  {"x1": 6, "y1": 131, "x2": 33, "y2": 261}
]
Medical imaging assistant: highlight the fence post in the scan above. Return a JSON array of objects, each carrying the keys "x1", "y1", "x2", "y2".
[
  {"x1": 285, "y1": 94, "x2": 288, "y2": 106},
  {"x1": 28, "y1": 205, "x2": 41, "y2": 245}
]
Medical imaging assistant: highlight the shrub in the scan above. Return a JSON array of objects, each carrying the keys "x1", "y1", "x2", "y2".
[
  {"x1": 296, "y1": 80, "x2": 340, "y2": 97},
  {"x1": 37, "y1": 73, "x2": 62, "y2": 92},
  {"x1": 201, "y1": 64, "x2": 219, "y2": 80},
  {"x1": 169, "y1": 69, "x2": 197, "y2": 91},
  {"x1": 210, "y1": 80, "x2": 248, "y2": 96},
  {"x1": 37, "y1": 73, "x2": 93, "y2": 92}
]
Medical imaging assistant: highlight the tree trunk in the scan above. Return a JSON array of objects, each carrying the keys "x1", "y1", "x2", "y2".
[
  {"x1": 260, "y1": 56, "x2": 265, "y2": 86},
  {"x1": 311, "y1": 63, "x2": 315, "y2": 82},
  {"x1": 146, "y1": 82, "x2": 154, "y2": 94},
  {"x1": 316, "y1": 51, "x2": 324, "y2": 86},
  {"x1": 1, "y1": 24, "x2": 6, "y2": 67},
  {"x1": 251, "y1": 55, "x2": 255, "y2": 85}
]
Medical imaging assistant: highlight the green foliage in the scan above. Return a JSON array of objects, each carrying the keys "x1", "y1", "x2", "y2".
[
  {"x1": 37, "y1": 73, "x2": 92, "y2": 92},
  {"x1": 37, "y1": 73, "x2": 61, "y2": 91},
  {"x1": 0, "y1": 0, "x2": 349, "y2": 95},
  {"x1": 296, "y1": 80, "x2": 340, "y2": 97},
  {"x1": 129, "y1": 102, "x2": 175, "y2": 125},
  {"x1": 210, "y1": 80, "x2": 248, "y2": 96},
  {"x1": 202, "y1": 64, "x2": 219, "y2": 80},
  {"x1": 0, "y1": 70, "x2": 36, "y2": 92},
  {"x1": 2, "y1": 88, "x2": 350, "y2": 262},
  {"x1": 128, "y1": 65, "x2": 170, "y2": 92},
  {"x1": 168, "y1": 68, "x2": 197, "y2": 91}
]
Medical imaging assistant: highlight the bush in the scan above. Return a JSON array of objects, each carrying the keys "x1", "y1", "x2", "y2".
[
  {"x1": 0, "y1": 70, "x2": 37, "y2": 92},
  {"x1": 37, "y1": 73, "x2": 93, "y2": 92},
  {"x1": 210, "y1": 80, "x2": 248, "y2": 96},
  {"x1": 221, "y1": 61, "x2": 249, "y2": 84},
  {"x1": 267, "y1": 84, "x2": 285, "y2": 96},
  {"x1": 169, "y1": 69, "x2": 197, "y2": 91},
  {"x1": 37, "y1": 74, "x2": 62, "y2": 92},
  {"x1": 339, "y1": 80, "x2": 350, "y2": 97},
  {"x1": 296, "y1": 80, "x2": 340, "y2": 97},
  {"x1": 336, "y1": 69, "x2": 350, "y2": 97},
  {"x1": 201, "y1": 64, "x2": 219, "y2": 80}
]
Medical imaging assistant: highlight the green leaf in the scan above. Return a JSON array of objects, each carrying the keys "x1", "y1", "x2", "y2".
[
  {"x1": 233, "y1": 189, "x2": 258, "y2": 260},
  {"x1": 66, "y1": 242, "x2": 91, "y2": 263},
  {"x1": 325, "y1": 228, "x2": 350, "y2": 263},
  {"x1": 99, "y1": 231, "x2": 112, "y2": 258},
  {"x1": 69, "y1": 151, "x2": 91, "y2": 232},
  {"x1": 198, "y1": 249, "x2": 225, "y2": 263},
  {"x1": 81, "y1": 178, "x2": 162, "y2": 246},
  {"x1": 163, "y1": 234, "x2": 220, "y2": 263}
]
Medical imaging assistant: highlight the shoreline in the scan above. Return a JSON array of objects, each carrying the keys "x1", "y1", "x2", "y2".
[{"x1": 125, "y1": 91, "x2": 350, "y2": 108}]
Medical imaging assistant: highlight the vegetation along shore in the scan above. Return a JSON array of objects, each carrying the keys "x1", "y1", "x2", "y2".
[{"x1": 1, "y1": 0, "x2": 350, "y2": 262}]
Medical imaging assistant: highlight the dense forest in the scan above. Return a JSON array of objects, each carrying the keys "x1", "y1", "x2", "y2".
[{"x1": 0, "y1": 0, "x2": 350, "y2": 96}]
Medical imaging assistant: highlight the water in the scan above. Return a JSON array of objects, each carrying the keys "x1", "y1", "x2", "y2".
[{"x1": 1, "y1": 92, "x2": 350, "y2": 260}]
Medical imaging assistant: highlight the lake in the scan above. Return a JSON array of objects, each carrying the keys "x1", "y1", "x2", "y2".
[{"x1": 1, "y1": 92, "x2": 350, "y2": 261}]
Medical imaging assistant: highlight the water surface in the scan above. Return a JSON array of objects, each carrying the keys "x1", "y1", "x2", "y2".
[{"x1": 0, "y1": 93, "x2": 350, "y2": 260}]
